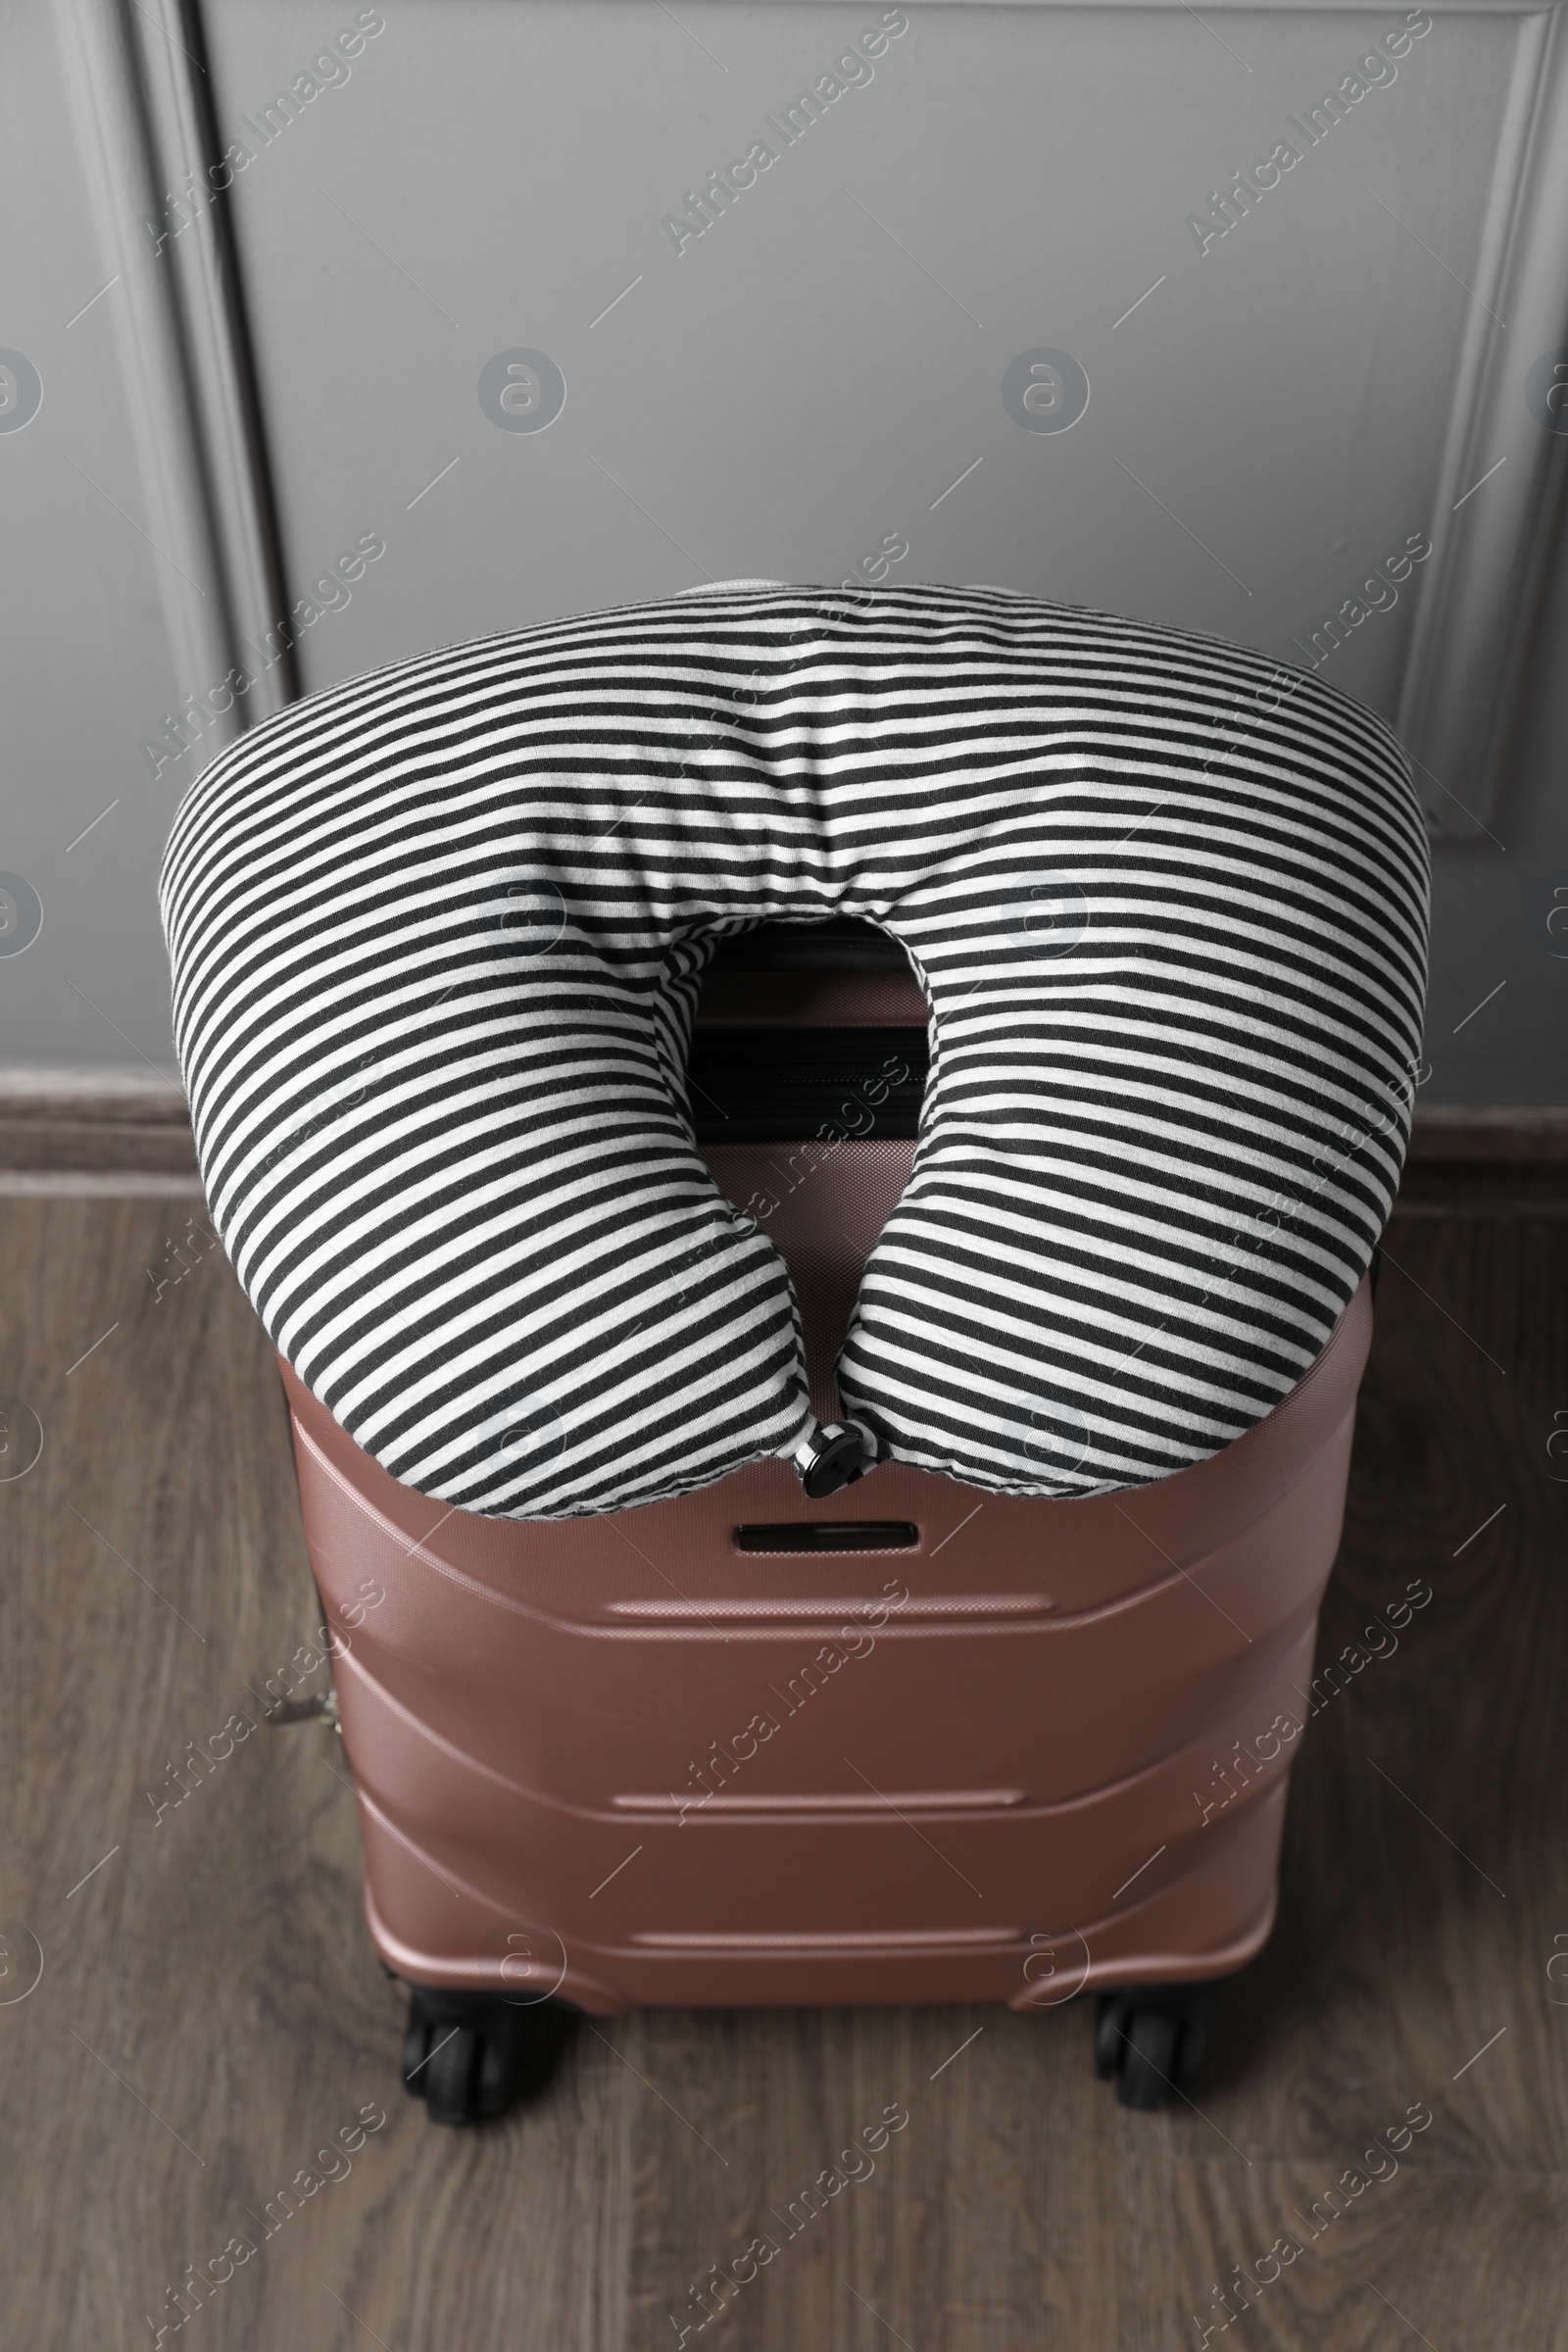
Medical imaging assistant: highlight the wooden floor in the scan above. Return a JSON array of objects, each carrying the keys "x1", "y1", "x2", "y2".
[{"x1": 2, "y1": 1197, "x2": 1564, "y2": 2350}]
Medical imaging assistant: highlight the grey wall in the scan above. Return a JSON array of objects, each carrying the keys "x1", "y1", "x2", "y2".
[
  {"x1": 1, "y1": 2, "x2": 191, "y2": 1081},
  {"x1": 4, "y1": 0, "x2": 1566, "y2": 1100}
]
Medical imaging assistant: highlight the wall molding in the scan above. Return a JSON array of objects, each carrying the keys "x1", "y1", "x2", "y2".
[
  {"x1": 1392, "y1": 4, "x2": 1568, "y2": 836},
  {"x1": 52, "y1": 0, "x2": 299, "y2": 769},
  {"x1": 896, "y1": 0, "x2": 1568, "y2": 839},
  {"x1": 49, "y1": 0, "x2": 1568, "y2": 837}
]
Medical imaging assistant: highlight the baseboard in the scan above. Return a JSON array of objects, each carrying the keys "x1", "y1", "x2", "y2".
[
  {"x1": 1404, "y1": 1105, "x2": 1568, "y2": 1160},
  {"x1": 1397, "y1": 1105, "x2": 1568, "y2": 1213},
  {"x1": 0, "y1": 1074, "x2": 198, "y2": 1185},
  {"x1": 0, "y1": 1079, "x2": 1564, "y2": 1208}
]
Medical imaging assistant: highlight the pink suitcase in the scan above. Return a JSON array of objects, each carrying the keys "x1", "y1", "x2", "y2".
[{"x1": 280, "y1": 925, "x2": 1374, "y2": 2122}]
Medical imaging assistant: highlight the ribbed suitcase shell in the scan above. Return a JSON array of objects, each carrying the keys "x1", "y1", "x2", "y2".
[{"x1": 283, "y1": 1065, "x2": 1371, "y2": 2013}]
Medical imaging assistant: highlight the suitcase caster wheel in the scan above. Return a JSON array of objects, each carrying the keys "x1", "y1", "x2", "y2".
[
  {"x1": 401, "y1": 1986, "x2": 578, "y2": 2127},
  {"x1": 1093, "y1": 1984, "x2": 1210, "y2": 2112},
  {"x1": 420, "y1": 2024, "x2": 485, "y2": 2127}
]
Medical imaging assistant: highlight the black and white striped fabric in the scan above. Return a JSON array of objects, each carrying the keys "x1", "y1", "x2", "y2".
[{"x1": 161, "y1": 583, "x2": 1429, "y2": 1519}]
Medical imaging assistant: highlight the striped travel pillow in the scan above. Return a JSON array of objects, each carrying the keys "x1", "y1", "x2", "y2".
[{"x1": 160, "y1": 582, "x2": 1429, "y2": 1520}]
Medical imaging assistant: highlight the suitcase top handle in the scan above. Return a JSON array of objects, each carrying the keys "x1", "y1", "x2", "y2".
[{"x1": 162, "y1": 582, "x2": 1429, "y2": 1523}]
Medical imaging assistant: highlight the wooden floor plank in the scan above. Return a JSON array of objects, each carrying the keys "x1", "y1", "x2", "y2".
[{"x1": 2, "y1": 1200, "x2": 1565, "y2": 2348}]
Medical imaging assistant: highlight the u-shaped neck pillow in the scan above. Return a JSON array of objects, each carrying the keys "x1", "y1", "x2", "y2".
[{"x1": 162, "y1": 583, "x2": 1429, "y2": 1519}]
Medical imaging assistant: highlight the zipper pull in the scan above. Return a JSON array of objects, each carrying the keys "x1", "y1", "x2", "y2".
[{"x1": 790, "y1": 1417, "x2": 872, "y2": 1497}]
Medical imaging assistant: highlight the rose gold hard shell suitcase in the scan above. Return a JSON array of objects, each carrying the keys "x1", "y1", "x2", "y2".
[{"x1": 280, "y1": 929, "x2": 1373, "y2": 2118}]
